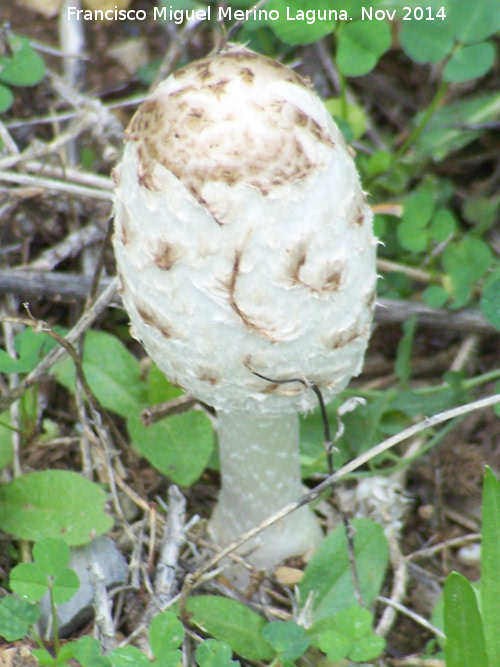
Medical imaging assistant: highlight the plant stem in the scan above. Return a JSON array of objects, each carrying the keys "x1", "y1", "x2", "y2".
[
  {"x1": 394, "y1": 80, "x2": 449, "y2": 163},
  {"x1": 50, "y1": 585, "x2": 60, "y2": 655}
]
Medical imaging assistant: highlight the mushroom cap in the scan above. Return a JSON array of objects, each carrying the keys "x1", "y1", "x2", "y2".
[{"x1": 113, "y1": 46, "x2": 377, "y2": 414}]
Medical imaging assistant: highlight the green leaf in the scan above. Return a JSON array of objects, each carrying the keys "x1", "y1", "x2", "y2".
[
  {"x1": 397, "y1": 181, "x2": 438, "y2": 252},
  {"x1": 314, "y1": 606, "x2": 385, "y2": 661},
  {"x1": 397, "y1": 223, "x2": 428, "y2": 253},
  {"x1": 403, "y1": 182, "x2": 437, "y2": 229},
  {"x1": 265, "y1": 0, "x2": 338, "y2": 45},
  {"x1": 481, "y1": 274, "x2": 500, "y2": 330},
  {"x1": 33, "y1": 538, "x2": 70, "y2": 575},
  {"x1": 443, "y1": 42, "x2": 496, "y2": 83},
  {"x1": 422, "y1": 285, "x2": 449, "y2": 308},
  {"x1": 10, "y1": 562, "x2": 48, "y2": 602},
  {"x1": 128, "y1": 409, "x2": 213, "y2": 487},
  {"x1": 443, "y1": 572, "x2": 488, "y2": 667},
  {"x1": 262, "y1": 621, "x2": 310, "y2": 661},
  {"x1": 0, "y1": 34, "x2": 45, "y2": 87},
  {"x1": 15, "y1": 327, "x2": 60, "y2": 373},
  {"x1": 349, "y1": 633, "x2": 385, "y2": 661},
  {"x1": 318, "y1": 629, "x2": 352, "y2": 662},
  {"x1": 150, "y1": 611, "x2": 184, "y2": 657},
  {"x1": 463, "y1": 196, "x2": 500, "y2": 230},
  {"x1": 299, "y1": 519, "x2": 389, "y2": 621},
  {"x1": 325, "y1": 97, "x2": 367, "y2": 140},
  {"x1": 0, "y1": 470, "x2": 113, "y2": 545},
  {"x1": 339, "y1": 606, "x2": 372, "y2": 637},
  {"x1": 480, "y1": 467, "x2": 500, "y2": 666},
  {"x1": 52, "y1": 568, "x2": 80, "y2": 605},
  {"x1": 186, "y1": 595, "x2": 274, "y2": 661},
  {"x1": 195, "y1": 640, "x2": 239, "y2": 667},
  {"x1": 449, "y1": 0, "x2": 500, "y2": 43},
  {"x1": 414, "y1": 91, "x2": 500, "y2": 161},
  {"x1": 0, "y1": 83, "x2": 14, "y2": 113},
  {"x1": 0, "y1": 595, "x2": 40, "y2": 641},
  {"x1": 400, "y1": 15, "x2": 454, "y2": 63},
  {"x1": 442, "y1": 236, "x2": 493, "y2": 308},
  {"x1": 147, "y1": 362, "x2": 183, "y2": 405},
  {"x1": 154, "y1": 649, "x2": 183, "y2": 667},
  {"x1": 53, "y1": 329, "x2": 148, "y2": 418},
  {"x1": 429, "y1": 209, "x2": 456, "y2": 243},
  {"x1": 0, "y1": 349, "x2": 28, "y2": 374},
  {"x1": 109, "y1": 646, "x2": 151, "y2": 667},
  {"x1": 337, "y1": 20, "x2": 391, "y2": 76},
  {"x1": 74, "y1": 636, "x2": 112, "y2": 667},
  {"x1": 0, "y1": 412, "x2": 14, "y2": 469}
]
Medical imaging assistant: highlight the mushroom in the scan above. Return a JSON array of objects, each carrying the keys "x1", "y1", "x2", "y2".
[{"x1": 113, "y1": 46, "x2": 377, "y2": 585}]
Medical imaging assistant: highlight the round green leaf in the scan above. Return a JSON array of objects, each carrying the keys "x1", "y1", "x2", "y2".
[
  {"x1": 403, "y1": 184, "x2": 437, "y2": 229},
  {"x1": 0, "y1": 470, "x2": 113, "y2": 545},
  {"x1": 481, "y1": 276, "x2": 500, "y2": 331},
  {"x1": 10, "y1": 563, "x2": 48, "y2": 602},
  {"x1": 0, "y1": 412, "x2": 14, "y2": 470},
  {"x1": 335, "y1": 606, "x2": 373, "y2": 638},
  {"x1": 187, "y1": 595, "x2": 274, "y2": 662},
  {"x1": 128, "y1": 409, "x2": 213, "y2": 487},
  {"x1": 262, "y1": 621, "x2": 310, "y2": 661},
  {"x1": 423, "y1": 285, "x2": 449, "y2": 308},
  {"x1": 150, "y1": 611, "x2": 184, "y2": 657},
  {"x1": 195, "y1": 640, "x2": 234, "y2": 667},
  {"x1": 53, "y1": 329, "x2": 148, "y2": 419},
  {"x1": 33, "y1": 538, "x2": 70, "y2": 576},
  {"x1": 442, "y1": 236, "x2": 493, "y2": 308},
  {"x1": 349, "y1": 634, "x2": 385, "y2": 661},
  {"x1": 337, "y1": 20, "x2": 391, "y2": 76},
  {"x1": 74, "y1": 636, "x2": 112, "y2": 666},
  {"x1": 266, "y1": 0, "x2": 338, "y2": 45},
  {"x1": 52, "y1": 568, "x2": 80, "y2": 605},
  {"x1": 449, "y1": 0, "x2": 500, "y2": 43},
  {"x1": 0, "y1": 35, "x2": 45, "y2": 87},
  {"x1": 429, "y1": 209, "x2": 456, "y2": 243},
  {"x1": 443, "y1": 42, "x2": 496, "y2": 83},
  {"x1": 318, "y1": 629, "x2": 352, "y2": 662},
  {"x1": 325, "y1": 97, "x2": 367, "y2": 139},
  {"x1": 0, "y1": 595, "x2": 40, "y2": 641},
  {"x1": 0, "y1": 83, "x2": 14, "y2": 113},
  {"x1": 397, "y1": 222, "x2": 428, "y2": 253},
  {"x1": 299, "y1": 519, "x2": 389, "y2": 621},
  {"x1": 109, "y1": 646, "x2": 151, "y2": 667},
  {"x1": 400, "y1": 15, "x2": 454, "y2": 63}
]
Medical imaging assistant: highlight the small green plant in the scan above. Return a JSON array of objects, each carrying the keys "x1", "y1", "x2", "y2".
[
  {"x1": 0, "y1": 538, "x2": 225, "y2": 666},
  {"x1": 440, "y1": 468, "x2": 500, "y2": 667},
  {"x1": 182, "y1": 519, "x2": 388, "y2": 664},
  {"x1": 312, "y1": 606, "x2": 385, "y2": 663},
  {"x1": 0, "y1": 529, "x2": 388, "y2": 665},
  {"x1": 0, "y1": 325, "x2": 214, "y2": 487},
  {"x1": 0, "y1": 30, "x2": 45, "y2": 113}
]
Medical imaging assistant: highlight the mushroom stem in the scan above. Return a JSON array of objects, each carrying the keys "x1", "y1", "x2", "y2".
[{"x1": 208, "y1": 410, "x2": 323, "y2": 583}]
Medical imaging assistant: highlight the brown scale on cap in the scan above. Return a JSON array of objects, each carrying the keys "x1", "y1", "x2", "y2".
[
  {"x1": 135, "y1": 300, "x2": 178, "y2": 340},
  {"x1": 227, "y1": 250, "x2": 280, "y2": 342},
  {"x1": 125, "y1": 51, "x2": 335, "y2": 212},
  {"x1": 152, "y1": 241, "x2": 179, "y2": 271},
  {"x1": 287, "y1": 242, "x2": 344, "y2": 295},
  {"x1": 323, "y1": 318, "x2": 367, "y2": 350}
]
